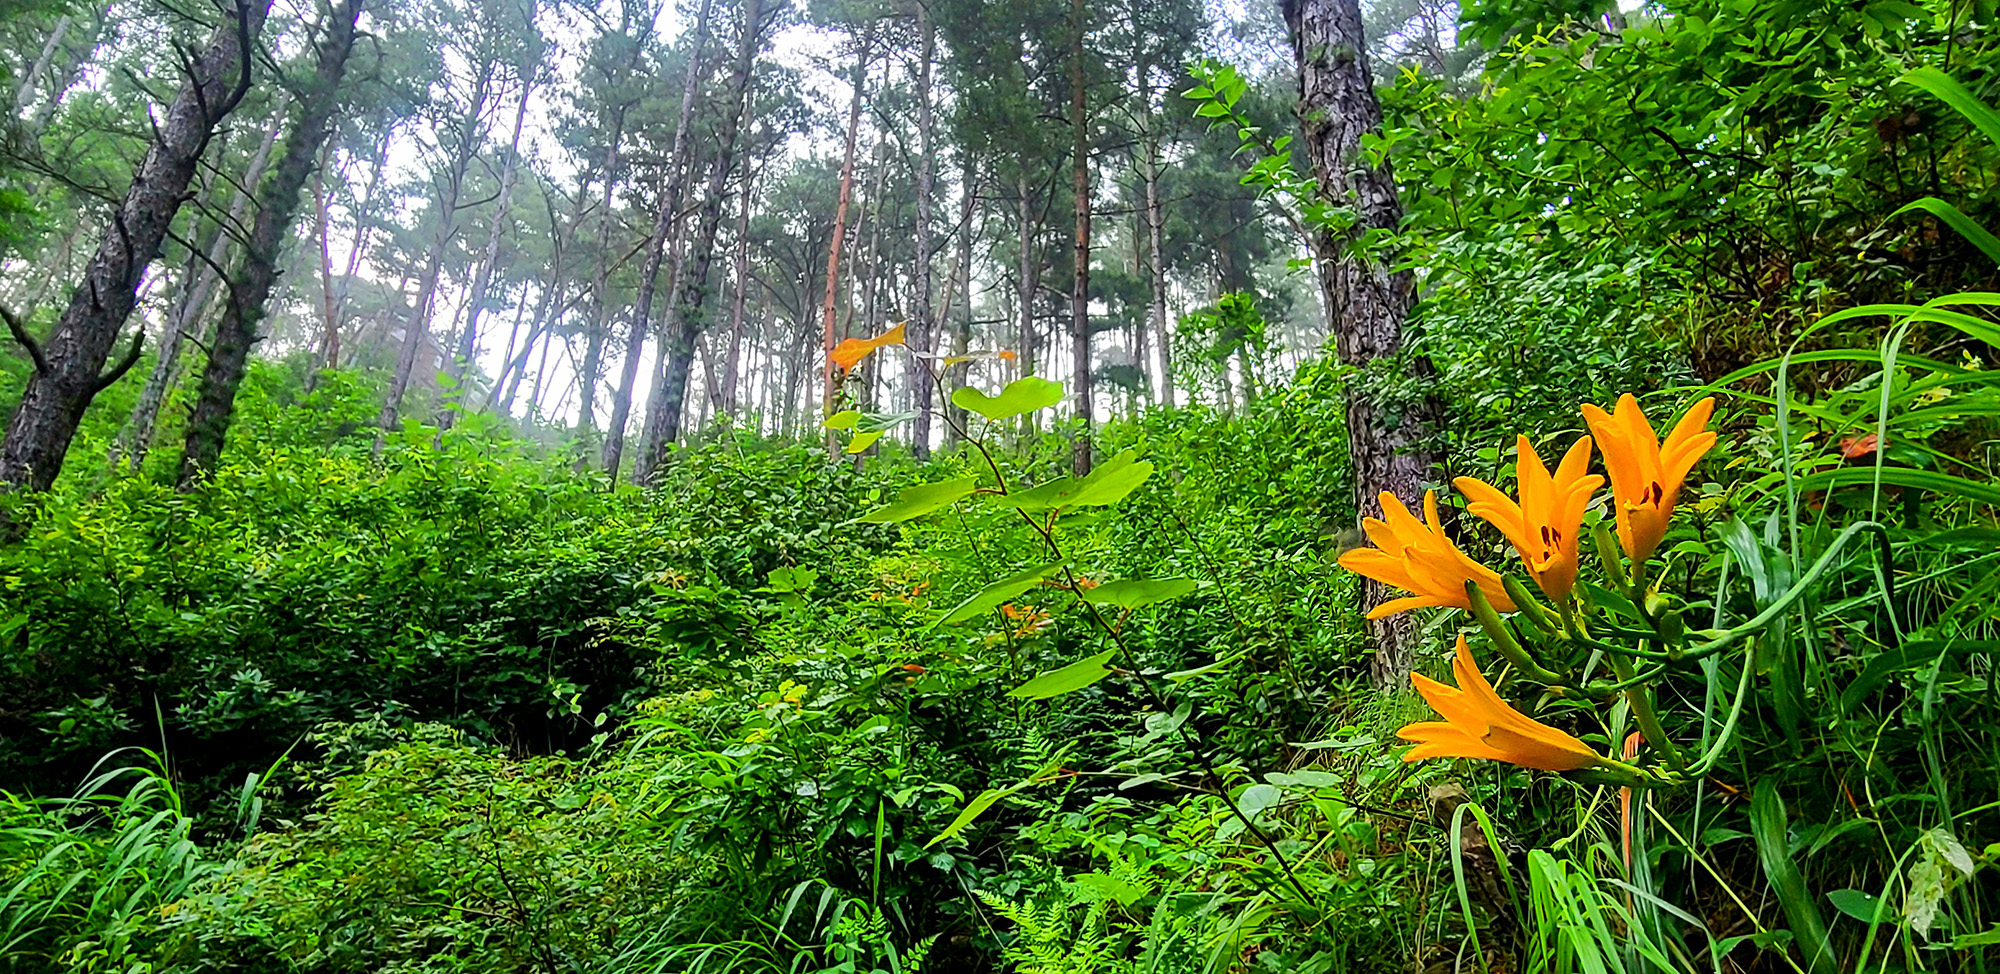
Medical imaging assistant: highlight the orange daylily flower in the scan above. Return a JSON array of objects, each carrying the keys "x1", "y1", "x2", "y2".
[
  {"x1": 830, "y1": 322, "x2": 908, "y2": 371},
  {"x1": 1580, "y1": 395, "x2": 1717, "y2": 564},
  {"x1": 1337, "y1": 490, "x2": 1516, "y2": 619},
  {"x1": 1400, "y1": 635, "x2": 1601, "y2": 772},
  {"x1": 1455, "y1": 435, "x2": 1604, "y2": 603}
]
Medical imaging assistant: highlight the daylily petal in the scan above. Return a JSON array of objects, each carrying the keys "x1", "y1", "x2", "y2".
[
  {"x1": 1398, "y1": 635, "x2": 1601, "y2": 772},
  {"x1": 1338, "y1": 490, "x2": 1515, "y2": 618},
  {"x1": 1454, "y1": 434, "x2": 1600, "y2": 602},
  {"x1": 1584, "y1": 395, "x2": 1715, "y2": 564}
]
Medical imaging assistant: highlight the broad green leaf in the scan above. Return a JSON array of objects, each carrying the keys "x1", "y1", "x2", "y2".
[
  {"x1": 1826, "y1": 889, "x2": 1885, "y2": 923},
  {"x1": 1058, "y1": 450, "x2": 1154, "y2": 508},
  {"x1": 986, "y1": 450, "x2": 1155, "y2": 513},
  {"x1": 984, "y1": 476, "x2": 1075, "y2": 512},
  {"x1": 854, "y1": 477, "x2": 979, "y2": 524},
  {"x1": 1080, "y1": 577, "x2": 1198, "y2": 609},
  {"x1": 823, "y1": 409, "x2": 861, "y2": 430},
  {"x1": 1007, "y1": 649, "x2": 1117, "y2": 699},
  {"x1": 1235, "y1": 783, "x2": 1281, "y2": 821},
  {"x1": 934, "y1": 563, "x2": 1062, "y2": 626},
  {"x1": 760, "y1": 566, "x2": 818, "y2": 594},
  {"x1": 924, "y1": 786, "x2": 1010, "y2": 849},
  {"x1": 950, "y1": 376, "x2": 1064, "y2": 421},
  {"x1": 844, "y1": 430, "x2": 884, "y2": 454}
]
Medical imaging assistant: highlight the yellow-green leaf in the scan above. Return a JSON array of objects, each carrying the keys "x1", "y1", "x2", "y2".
[
  {"x1": 1007, "y1": 649, "x2": 1117, "y2": 699},
  {"x1": 854, "y1": 477, "x2": 979, "y2": 524},
  {"x1": 951, "y1": 376, "x2": 1064, "y2": 421}
]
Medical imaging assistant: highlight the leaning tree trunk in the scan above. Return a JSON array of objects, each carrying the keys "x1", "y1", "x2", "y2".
[
  {"x1": 721, "y1": 165, "x2": 753, "y2": 415},
  {"x1": 636, "y1": 0, "x2": 761, "y2": 484},
  {"x1": 179, "y1": 0, "x2": 362, "y2": 486},
  {"x1": 376, "y1": 62, "x2": 493, "y2": 453},
  {"x1": 440, "y1": 62, "x2": 537, "y2": 429},
  {"x1": 816, "y1": 32, "x2": 868, "y2": 457},
  {"x1": 114, "y1": 113, "x2": 282, "y2": 472},
  {"x1": 906, "y1": 2, "x2": 936, "y2": 459},
  {"x1": 1283, "y1": 0, "x2": 1444, "y2": 686},
  {"x1": 602, "y1": 0, "x2": 715, "y2": 479},
  {"x1": 0, "y1": 0, "x2": 269, "y2": 495},
  {"x1": 12, "y1": 14, "x2": 71, "y2": 119},
  {"x1": 1067, "y1": 0, "x2": 1092, "y2": 476}
]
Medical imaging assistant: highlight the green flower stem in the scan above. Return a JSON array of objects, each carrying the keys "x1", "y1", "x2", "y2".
[
  {"x1": 1501, "y1": 574, "x2": 1561, "y2": 638},
  {"x1": 1671, "y1": 521, "x2": 1885, "y2": 664},
  {"x1": 1563, "y1": 756, "x2": 1674, "y2": 790},
  {"x1": 1466, "y1": 581, "x2": 1565, "y2": 684},
  {"x1": 1608, "y1": 651, "x2": 1687, "y2": 772}
]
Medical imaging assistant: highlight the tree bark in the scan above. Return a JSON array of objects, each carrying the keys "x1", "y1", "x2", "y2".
[
  {"x1": 0, "y1": 0, "x2": 269, "y2": 495},
  {"x1": 441, "y1": 62, "x2": 538, "y2": 428},
  {"x1": 1068, "y1": 0, "x2": 1092, "y2": 475},
  {"x1": 1016, "y1": 172, "x2": 1035, "y2": 386},
  {"x1": 722, "y1": 165, "x2": 752, "y2": 415},
  {"x1": 312, "y1": 143, "x2": 340, "y2": 374},
  {"x1": 1141, "y1": 62, "x2": 1174, "y2": 408},
  {"x1": 906, "y1": 2, "x2": 936, "y2": 458},
  {"x1": 602, "y1": 0, "x2": 714, "y2": 479},
  {"x1": 637, "y1": 0, "x2": 762, "y2": 483},
  {"x1": 942, "y1": 155, "x2": 974, "y2": 447},
  {"x1": 1284, "y1": 0, "x2": 1443, "y2": 686},
  {"x1": 115, "y1": 113, "x2": 282, "y2": 472},
  {"x1": 179, "y1": 0, "x2": 362, "y2": 486},
  {"x1": 376, "y1": 59, "x2": 494, "y2": 452},
  {"x1": 12, "y1": 14, "x2": 72, "y2": 118},
  {"x1": 817, "y1": 31, "x2": 869, "y2": 457}
]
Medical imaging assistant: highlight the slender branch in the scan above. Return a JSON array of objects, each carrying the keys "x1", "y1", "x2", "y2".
[
  {"x1": 91, "y1": 329, "x2": 145, "y2": 394},
  {"x1": 1, "y1": 305, "x2": 49, "y2": 374}
]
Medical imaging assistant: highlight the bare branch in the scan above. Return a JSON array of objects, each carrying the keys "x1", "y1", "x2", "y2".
[
  {"x1": 0, "y1": 304, "x2": 49, "y2": 375},
  {"x1": 91, "y1": 328, "x2": 146, "y2": 394}
]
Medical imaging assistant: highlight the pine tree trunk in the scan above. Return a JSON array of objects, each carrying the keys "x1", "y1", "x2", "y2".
[
  {"x1": 312, "y1": 145, "x2": 340, "y2": 374},
  {"x1": 1283, "y1": 0, "x2": 1443, "y2": 686},
  {"x1": 179, "y1": 0, "x2": 361, "y2": 486},
  {"x1": 376, "y1": 61, "x2": 493, "y2": 453},
  {"x1": 115, "y1": 114, "x2": 282, "y2": 472},
  {"x1": 441, "y1": 64, "x2": 537, "y2": 428},
  {"x1": 722, "y1": 166, "x2": 752, "y2": 415},
  {"x1": 1016, "y1": 172, "x2": 1035, "y2": 385},
  {"x1": 1068, "y1": 0, "x2": 1092, "y2": 475},
  {"x1": 817, "y1": 32, "x2": 869, "y2": 456},
  {"x1": 942, "y1": 155, "x2": 974, "y2": 447},
  {"x1": 575, "y1": 111, "x2": 627, "y2": 447},
  {"x1": 0, "y1": 0, "x2": 270, "y2": 495},
  {"x1": 1141, "y1": 62, "x2": 1173, "y2": 407},
  {"x1": 907, "y1": 4, "x2": 936, "y2": 459},
  {"x1": 603, "y1": 0, "x2": 715, "y2": 479},
  {"x1": 637, "y1": 0, "x2": 762, "y2": 484},
  {"x1": 12, "y1": 15, "x2": 72, "y2": 117}
]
